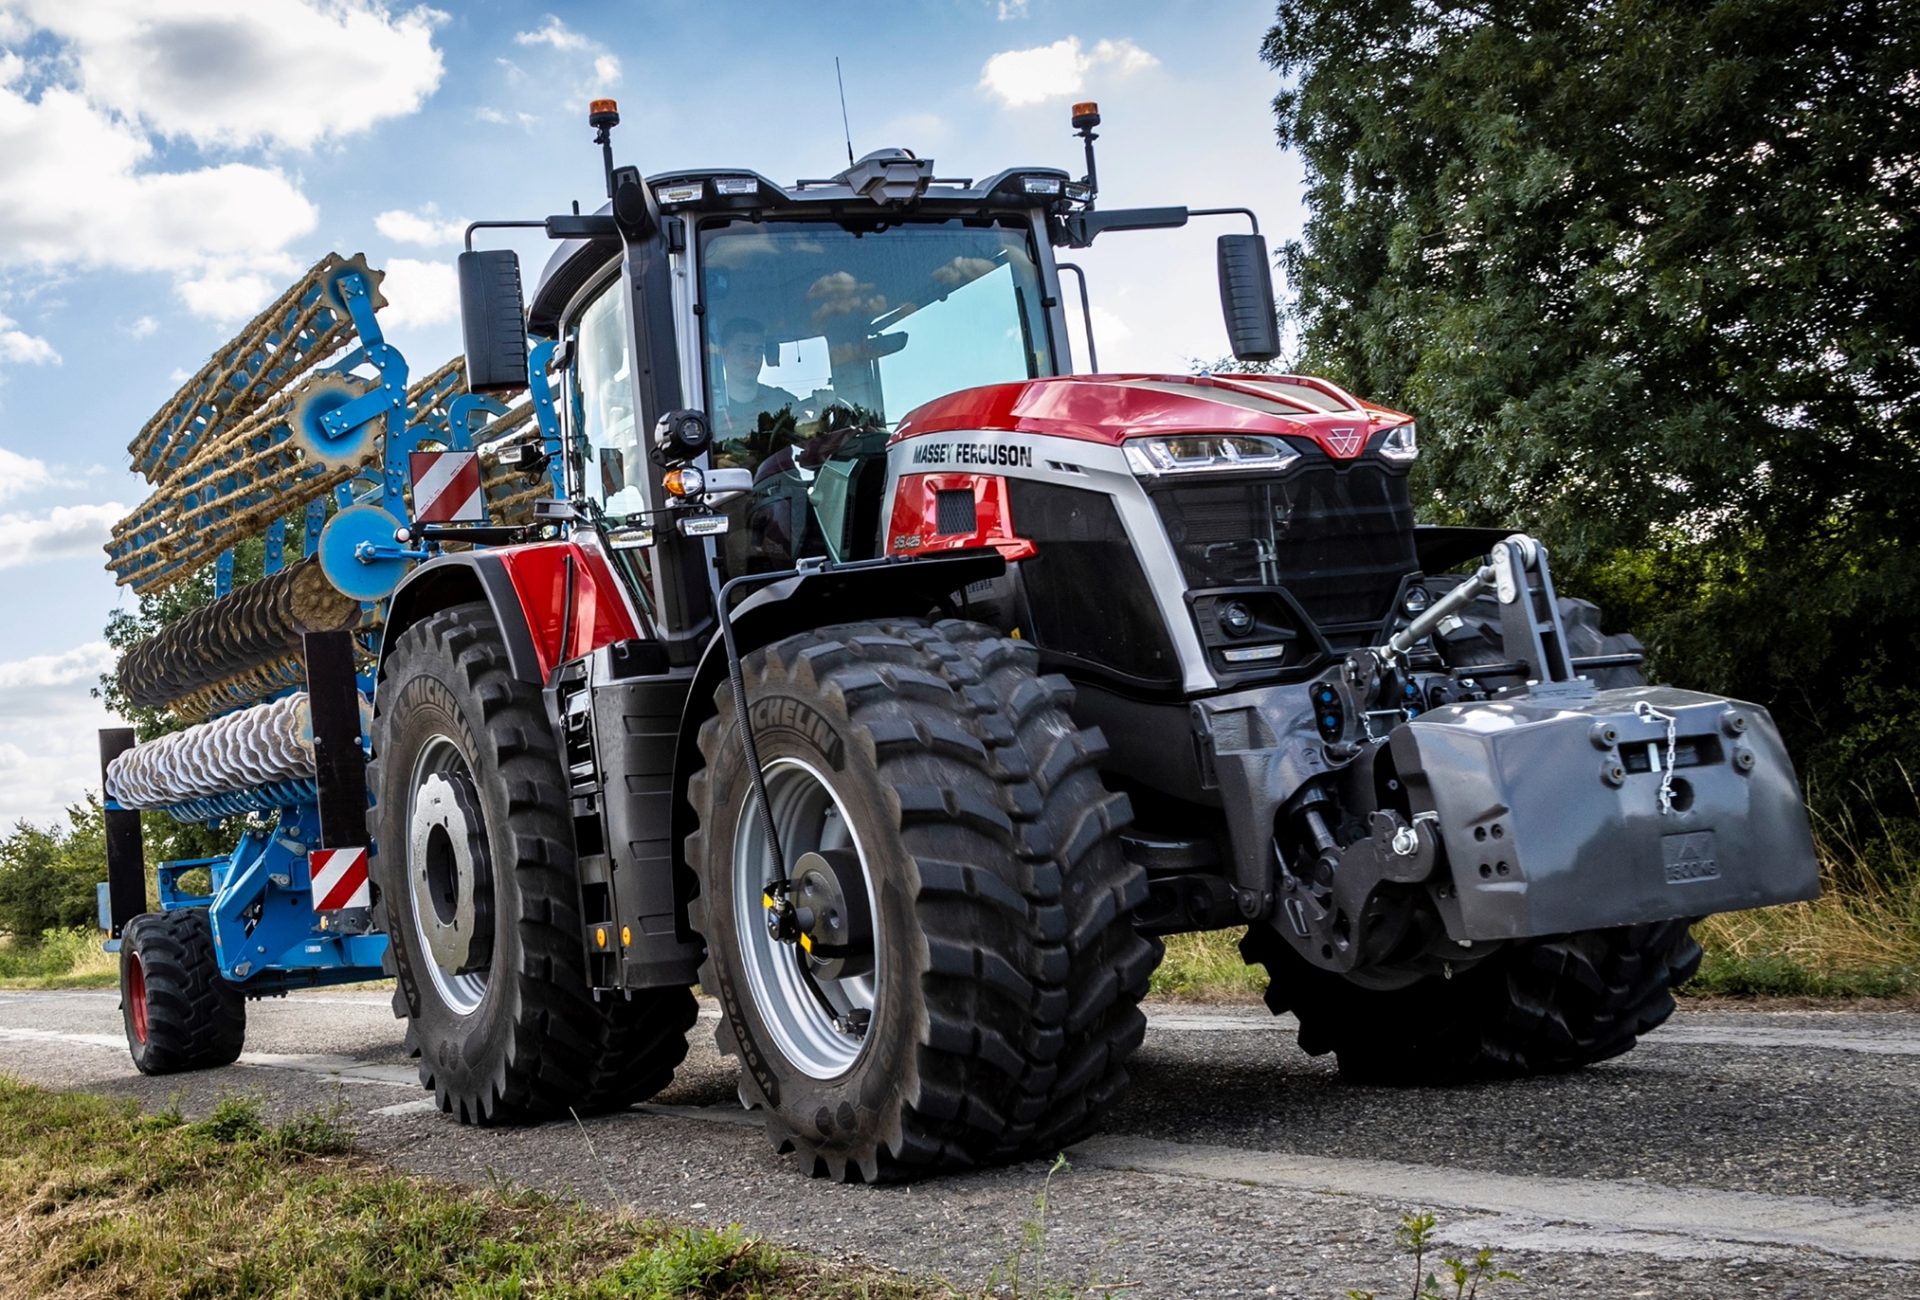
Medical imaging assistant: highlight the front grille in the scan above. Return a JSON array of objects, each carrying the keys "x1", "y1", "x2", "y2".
[{"x1": 1150, "y1": 466, "x2": 1417, "y2": 629}]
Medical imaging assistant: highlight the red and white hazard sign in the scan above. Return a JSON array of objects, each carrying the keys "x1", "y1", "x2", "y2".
[
  {"x1": 310, "y1": 847, "x2": 371, "y2": 911},
  {"x1": 409, "y1": 451, "x2": 485, "y2": 524}
]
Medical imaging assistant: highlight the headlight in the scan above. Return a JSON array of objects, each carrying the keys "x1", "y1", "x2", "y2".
[
  {"x1": 1378, "y1": 422, "x2": 1418, "y2": 463},
  {"x1": 1124, "y1": 434, "x2": 1301, "y2": 477}
]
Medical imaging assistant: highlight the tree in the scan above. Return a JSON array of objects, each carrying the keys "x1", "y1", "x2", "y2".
[
  {"x1": 0, "y1": 799, "x2": 108, "y2": 937},
  {"x1": 1265, "y1": 0, "x2": 1920, "y2": 826}
]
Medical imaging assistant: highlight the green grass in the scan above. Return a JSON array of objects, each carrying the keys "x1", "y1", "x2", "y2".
[
  {"x1": 0, "y1": 928, "x2": 117, "y2": 990},
  {"x1": 1147, "y1": 929, "x2": 1266, "y2": 1002},
  {"x1": 0, "y1": 1079, "x2": 932, "y2": 1299}
]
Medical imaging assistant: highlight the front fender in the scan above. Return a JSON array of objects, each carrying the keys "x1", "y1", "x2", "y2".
[{"x1": 665, "y1": 550, "x2": 1006, "y2": 894}]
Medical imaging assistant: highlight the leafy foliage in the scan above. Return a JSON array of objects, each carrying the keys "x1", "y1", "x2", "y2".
[
  {"x1": 1265, "y1": 0, "x2": 1920, "y2": 831},
  {"x1": 0, "y1": 800, "x2": 107, "y2": 936}
]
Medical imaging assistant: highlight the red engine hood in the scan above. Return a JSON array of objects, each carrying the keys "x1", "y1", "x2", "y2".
[{"x1": 891, "y1": 373, "x2": 1411, "y2": 462}]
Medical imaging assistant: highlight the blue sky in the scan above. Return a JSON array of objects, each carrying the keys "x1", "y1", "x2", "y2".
[{"x1": 0, "y1": 0, "x2": 1300, "y2": 828}]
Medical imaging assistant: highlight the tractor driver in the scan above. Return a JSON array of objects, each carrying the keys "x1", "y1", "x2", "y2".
[{"x1": 709, "y1": 317, "x2": 801, "y2": 470}]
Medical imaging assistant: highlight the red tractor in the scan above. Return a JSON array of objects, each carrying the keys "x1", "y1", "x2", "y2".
[{"x1": 333, "y1": 101, "x2": 1821, "y2": 1180}]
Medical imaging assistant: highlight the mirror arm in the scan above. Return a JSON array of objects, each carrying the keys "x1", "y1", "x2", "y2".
[
  {"x1": 463, "y1": 219, "x2": 547, "y2": 253},
  {"x1": 1188, "y1": 206, "x2": 1261, "y2": 236}
]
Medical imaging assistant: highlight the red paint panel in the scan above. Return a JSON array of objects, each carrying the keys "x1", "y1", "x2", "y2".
[
  {"x1": 890, "y1": 373, "x2": 1412, "y2": 462},
  {"x1": 886, "y1": 473, "x2": 1036, "y2": 561},
  {"x1": 493, "y1": 540, "x2": 641, "y2": 678}
]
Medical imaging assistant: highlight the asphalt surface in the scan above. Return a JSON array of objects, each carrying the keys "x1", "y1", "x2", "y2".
[{"x1": 2, "y1": 988, "x2": 1917, "y2": 1297}]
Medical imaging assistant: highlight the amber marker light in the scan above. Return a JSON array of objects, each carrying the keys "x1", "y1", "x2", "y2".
[{"x1": 663, "y1": 467, "x2": 704, "y2": 498}]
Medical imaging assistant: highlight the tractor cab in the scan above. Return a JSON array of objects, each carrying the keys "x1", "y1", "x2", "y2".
[{"x1": 464, "y1": 104, "x2": 1279, "y2": 647}]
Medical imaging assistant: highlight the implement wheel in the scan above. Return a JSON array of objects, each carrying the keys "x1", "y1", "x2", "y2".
[
  {"x1": 368, "y1": 601, "x2": 697, "y2": 1124},
  {"x1": 120, "y1": 909, "x2": 245, "y2": 1075},
  {"x1": 688, "y1": 619, "x2": 1156, "y2": 1181}
]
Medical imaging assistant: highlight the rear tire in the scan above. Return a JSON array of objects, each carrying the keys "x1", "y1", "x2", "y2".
[
  {"x1": 1244, "y1": 919, "x2": 1702, "y2": 1082},
  {"x1": 687, "y1": 618, "x2": 1155, "y2": 1181},
  {"x1": 368, "y1": 601, "x2": 696, "y2": 1124},
  {"x1": 120, "y1": 909, "x2": 246, "y2": 1075}
]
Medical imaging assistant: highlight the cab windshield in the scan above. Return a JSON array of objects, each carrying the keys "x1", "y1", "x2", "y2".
[{"x1": 697, "y1": 217, "x2": 1054, "y2": 470}]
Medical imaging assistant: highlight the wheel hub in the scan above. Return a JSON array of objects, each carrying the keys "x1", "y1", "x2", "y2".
[
  {"x1": 732, "y1": 757, "x2": 880, "y2": 1079},
  {"x1": 789, "y1": 849, "x2": 874, "y2": 982},
  {"x1": 409, "y1": 768, "x2": 494, "y2": 981}
]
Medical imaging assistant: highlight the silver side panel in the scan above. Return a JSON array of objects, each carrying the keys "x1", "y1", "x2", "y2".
[{"x1": 882, "y1": 430, "x2": 1218, "y2": 692}]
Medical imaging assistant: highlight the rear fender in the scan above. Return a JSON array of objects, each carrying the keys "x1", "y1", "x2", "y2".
[{"x1": 379, "y1": 541, "x2": 640, "y2": 685}]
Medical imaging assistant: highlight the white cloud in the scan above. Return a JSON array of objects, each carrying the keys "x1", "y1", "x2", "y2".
[
  {"x1": 0, "y1": 640, "x2": 115, "y2": 693},
  {"x1": 511, "y1": 14, "x2": 618, "y2": 95},
  {"x1": 0, "y1": 447, "x2": 54, "y2": 500},
  {"x1": 175, "y1": 267, "x2": 284, "y2": 323},
  {"x1": 0, "y1": 3, "x2": 451, "y2": 318},
  {"x1": 125, "y1": 315, "x2": 159, "y2": 339},
  {"x1": 514, "y1": 14, "x2": 590, "y2": 51},
  {"x1": 979, "y1": 36, "x2": 1159, "y2": 108},
  {"x1": 0, "y1": 82, "x2": 317, "y2": 306},
  {"x1": 0, "y1": 501, "x2": 125, "y2": 570},
  {"x1": 0, "y1": 641, "x2": 119, "y2": 828},
  {"x1": 475, "y1": 106, "x2": 538, "y2": 129},
  {"x1": 375, "y1": 205, "x2": 468, "y2": 247},
  {"x1": 379, "y1": 257, "x2": 457, "y2": 328},
  {"x1": 9, "y1": 0, "x2": 447, "y2": 151},
  {"x1": 0, "y1": 313, "x2": 57, "y2": 364},
  {"x1": 997, "y1": 0, "x2": 1029, "y2": 19}
]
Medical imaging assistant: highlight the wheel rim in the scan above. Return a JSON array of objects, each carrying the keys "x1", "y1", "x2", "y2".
[
  {"x1": 127, "y1": 951, "x2": 149, "y2": 1045},
  {"x1": 407, "y1": 735, "x2": 494, "y2": 1016},
  {"x1": 731, "y1": 757, "x2": 879, "y2": 1080}
]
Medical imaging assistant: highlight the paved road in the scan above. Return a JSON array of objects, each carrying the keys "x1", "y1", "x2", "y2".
[{"x1": 2, "y1": 989, "x2": 1916, "y2": 1297}]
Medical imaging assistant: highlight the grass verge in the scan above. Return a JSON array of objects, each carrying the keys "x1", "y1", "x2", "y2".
[
  {"x1": 1147, "y1": 930, "x2": 1265, "y2": 1002},
  {"x1": 0, "y1": 1078, "x2": 931, "y2": 1299},
  {"x1": 0, "y1": 928, "x2": 117, "y2": 990},
  {"x1": 1689, "y1": 817, "x2": 1920, "y2": 1000}
]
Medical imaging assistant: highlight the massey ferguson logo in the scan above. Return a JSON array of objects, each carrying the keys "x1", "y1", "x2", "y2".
[
  {"x1": 908, "y1": 441, "x2": 1033, "y2": 468},
  {"x1": 1324, "y1": 426, "x2": 1365, "y2": 457}
]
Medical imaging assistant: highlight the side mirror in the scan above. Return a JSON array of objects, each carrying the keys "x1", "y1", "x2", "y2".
[
  {"x1": 458, "y1": 249, "x2": 530, "y2": 393},
  {"x1": 1217, "y1": 234, "x2": 1281, "y2": 362}
]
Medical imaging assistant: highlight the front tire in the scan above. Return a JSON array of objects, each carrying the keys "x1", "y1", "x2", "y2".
[
  {"x1": 1244, "y1": 919, "x2": 1702, "y2": 1082},
  {"x1": 1245, "y1": 587, "x2": 1700, "y2": 1081},
  {"x1": 687, "y1": 619, "x2": 1156, "y2": 1181},
  {"x1": 120, "y1": 909, "x2": 246, "y2": 1075},
  {"x1": 368, "y1": 601, "x2": 696, "y2": 1124}
]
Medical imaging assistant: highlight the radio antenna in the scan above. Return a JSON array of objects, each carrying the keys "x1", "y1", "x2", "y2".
[{"x1": 835, "y1": 57, "x2": 855, "y2": 166}]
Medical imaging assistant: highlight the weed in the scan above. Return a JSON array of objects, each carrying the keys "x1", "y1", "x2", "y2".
[
  {"x1": 977, "y1": 1153, "x2": 1113, "y2": 1300},
  {"x1": 1346, "y1": 1210, "x2": 1518, "y2": 1300}
]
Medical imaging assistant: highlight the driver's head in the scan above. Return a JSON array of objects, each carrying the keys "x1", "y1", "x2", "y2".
[{"x1": 719, "y1": 317, "x2": 768, "y2": 378}]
